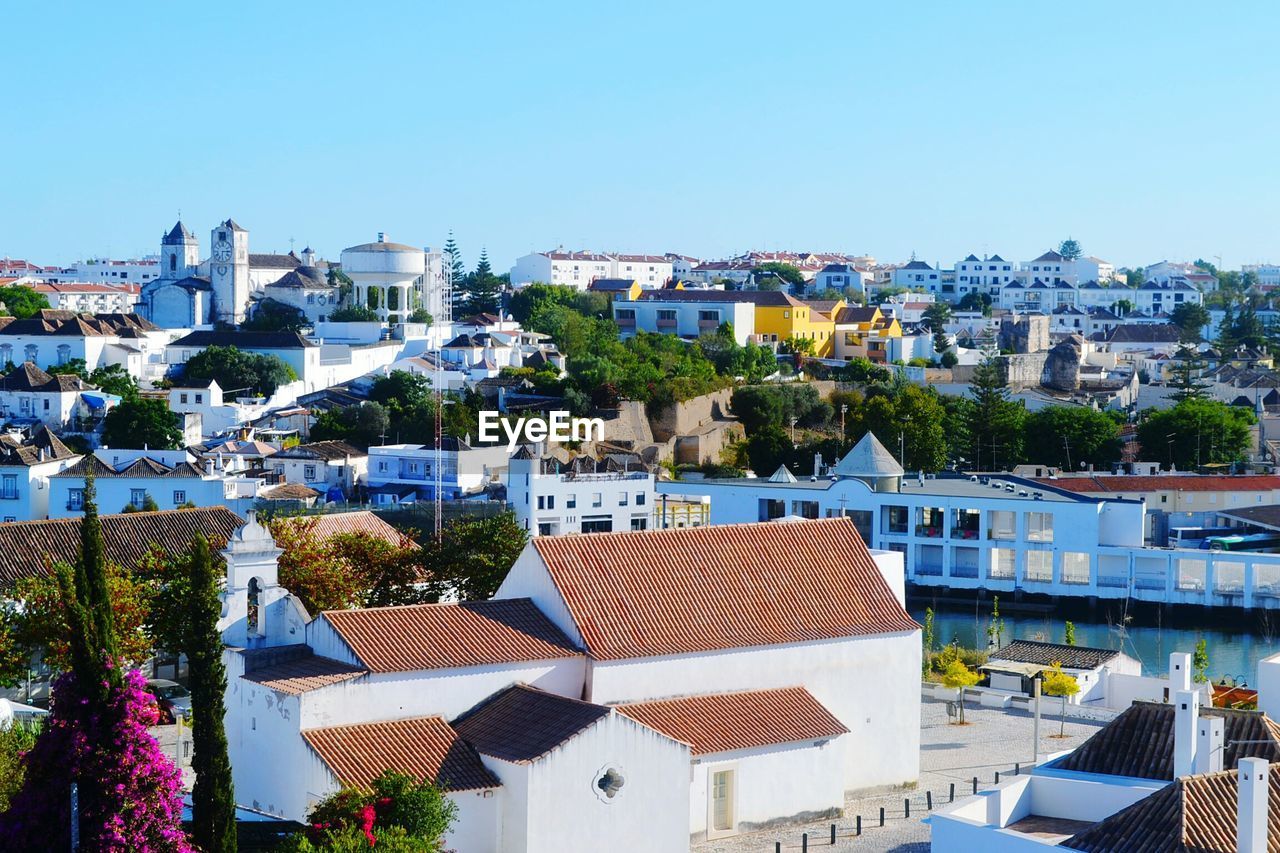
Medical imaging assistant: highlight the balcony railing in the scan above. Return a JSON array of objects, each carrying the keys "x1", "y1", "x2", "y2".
[{"x1": 915, "y1": 525, "x2": 943, "y2": 538}]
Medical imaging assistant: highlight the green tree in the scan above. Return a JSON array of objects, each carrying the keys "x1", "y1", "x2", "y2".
[
  {"x1": 59, "y1": 475, "x2": 120, "y2": 699},
  {"x1": 327, "y1": 267, "x2": 354, "y2": 304},
  {"x1": 1167, "y1": 346, "x2": 1211, "y2": 403},
  {"x1": 442, "y1": 231, "x2": 464, "y2": 288},
  {"x1": 985, "y1": 595, "x2": 1006, "y2": 649},
  {"x1": 1064, "y1": 621, "x2": 1076, "y2": 646},
  {"x1": 408, "y1": 308, "x2": 433, "y2": 324},
  {"x1": 923, "y1": 302, "x2": 952, "y2": 354},
  {"x1": 1123, "y1": 267, "x2": 1146, "y2": 288},
  {"x1": 1193, "y1": 638, "x2": 1210, "y2": 683},
  {"x1": 328, "y1": 305, "x2": 379, "y2": 322},
  {"x1": 1136, "y1": 399, "x2": 1254, "y2": 469},
  {"x1": 967, "y1": 350, "x2": 1025, "y2": 470},
  {"x1": 750, "y1": 262, "x2": 805, "y2": 290},
  {"x1": 957, "y1": 292, "x2": 992, "y2": 314},
  {"x1": 1217, "y1": 301, "x2": 1238, "y2": 351},
  {"x1": 310, "y1": 401, "x2": 391, "y2": 450},
  {"x1": 185, "y1": 535, "x2": 236, "y2": 853},
  {"x1": 1114, "y1": 298, "x2": 1134, "y2": 316},
  {"x1": 0, "y1": 284, "x2": 50, "y2": 319},
  {"x1": 424, "y1": 513, "x2": 529, "y2": 600},
  {"x1": 466, "y1": 249, "x2": 503, "y2": 315},
  {"x1": 1022, "y1": 406, "x2": 1122, "y2": 470},
  {"x1": 1057, "y1": 238, "x2": 1082, "y2": 261},
  {"x1": 1170, "y1": 303, "x2": 1211, "y2": 343},
  {"x1": 922, "y1": 607, "x2": 936, "y2": 675},
  {"x1": 744, "y1": 425, "x2": 792, "y2": 475},
  {"x1": 855, "y1": 385, "x2": 948, "y2": 472},
  {"x1": 1042, "y1": 662, "x2": 1080, "y2": 736},
  {"x1": 101, "y1": 397, "x2": 183, "y2": 449},
  {"x1": 183, "y1": 345, "x2": 297, "y2": 397},
  {"x1": 940, "y1": 659, "x2": 981, "y2": 724}
]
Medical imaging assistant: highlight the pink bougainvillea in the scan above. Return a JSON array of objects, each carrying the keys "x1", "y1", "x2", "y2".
[{"x1": 0, "y1": 668, "x2": 192, "y2": 852}]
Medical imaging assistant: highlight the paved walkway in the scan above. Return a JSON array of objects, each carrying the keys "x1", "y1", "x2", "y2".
[{"x1": 694, "y1": 697, "x2": 1107, "y2": 853}]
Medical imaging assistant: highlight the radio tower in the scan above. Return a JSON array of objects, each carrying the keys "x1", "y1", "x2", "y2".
[{"x1": 433, "y1": 256, "x2": 452, "y2": 542}]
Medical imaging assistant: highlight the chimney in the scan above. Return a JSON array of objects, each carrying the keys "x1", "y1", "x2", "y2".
[
  {"x1": 1174, "y1": 689, "x2": 1199, "y2": 778},
  {"x1": 1238, "y1": 756, "x2": 1270, "y2": 853},
  {"x1": 1171, "y1": 652, "x2": 1193, "y2": 695},
  {"x1": 1195, "y1": 716, "x2": 1223, "y2": 774},
  {"x1": 814, "y1": 452, "x2": 823, "y2": 478},
  {"x1": 377, "y1": 232, "x2": 385, "y2": 243}
]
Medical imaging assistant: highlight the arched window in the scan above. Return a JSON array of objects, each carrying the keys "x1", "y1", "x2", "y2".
[
  {"x1": 387, "y1": 287, "x2": 400, "y2": 311},
  {"x1": 247, "y1": 577, "x2": 262, "y2": 636},
  {"x1": 23, "y1": 345, "x2": 37, "y2": 364},
  {"x1": 0, "y1": 345, "x2": 11, "y2": 366},
  {"x1": 367, "y1": 288, "x2": 380, "y2": 310},
  {"x1": 169, "y1": 253, "x2": 176, "y2": 272},
  {"x1": 57, "y1": 345, "x2": 71, "y2": 365}
]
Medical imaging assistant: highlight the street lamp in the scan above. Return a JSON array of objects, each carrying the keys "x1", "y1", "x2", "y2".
[
  {"x1": 790, "y1": 417, "x2": 798, "y2": 445},
  {"x1": 840, "y1": 403, "x2": 849, "y2": 438}
]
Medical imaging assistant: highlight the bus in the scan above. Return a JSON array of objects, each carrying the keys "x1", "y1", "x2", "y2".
[
  {"x1": 1202, "y1": 533, "x2": 1280, "y2": 553},
  {"x1": 1170, "y1": 526, "x2": 1236, "y2": 549}
]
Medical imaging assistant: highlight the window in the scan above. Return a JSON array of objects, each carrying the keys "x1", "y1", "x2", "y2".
[
  {"x1": 304, "y1": 465, "x2": 317, "y2": 480},
  {"x1": 1026, "y1": 512, "x2": 1054, "y2": 542},
  {"x1": 990, "y1": 548, "x2": 1016, "y2": 579},
  {"x1": 1062, "y1": 552, "x2": 1091, "y2": 584},
  {"x1": 885, "y1": 505, "x2": 909, "y2": 534},
  {"x1": 537, "y1": 523, "x2": 554, "y2": 536},
  {"x1": 630, "y1": 517, "x2": 647, "y2": 531},
  {"x1": 68, "y1": 488, "x2": 85, "y2": 510},
  {"x1": 636, "y1": 493, "x2": 646, "y2": 506},
  {"x1": 169, "y1": 255, "x2": 176, "y2": 272},
  {"x1": 581, "y1": 517, "x2": 613, "y2": 533},
  {"x1": 547, "y1": 495, "x2": 555, "y2": 510},
  {"x1": 247, "y1": 577, "x2": 261, "y2": 636},
  {"x1": 195, "y1": 394, "x2": 203, "y2": 404},
  {"x1": 537, "y1": 496, "x2": 546, "y2": 510},
  {"x1": 130, "y1": 489, "x2": 147, "y2": 506},
  {"x1": 172, "y1": 490, "x2": 186, "y2": 505},
  {"x1": 698, "y1": 310, "x2": 720, "y2": 323},
  {"x1": 616, "y1": 308, "x2": 635, "y2": 320},
  {"x1": 989, "y1": 510, "x2": 1016, "y2": 539},
  {"x1": 0, "y1": 475, "x2": 16, "y2": 500},
  {"x1": 566, "y1": 493, "x2": 576, "y2": 508},
  {"x1": 592, "y1": 492, "x2": 603, "y2": 507},
  {"x1": 24, "y1": 345, "x2": 37, "y2": 363},
  {"x1": 180, "y1": 393, "x2": 189, "y2": 404},
  {"x1": 1025, "y1": 551, "x2": 1053, "y2": 582},
  {"x1": 657, "y1": 309, "x2": 677, "y2": 322}
]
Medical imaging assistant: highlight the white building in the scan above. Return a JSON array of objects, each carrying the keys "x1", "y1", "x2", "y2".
[
  {"x1": 256, "y1": 265, "x2": 339, "y2": 325},
  {"x1": 954, "y1": 254, "x2": 1016, "y2": 299},
  {"x1": 509, "y1": 250, "x2": 673, "y2": 290},
  {"x1": 1020, "y1": 250, "x2": 1076, "y2": 286},
  {"x1": 613, "y1": 291, "x2": 755, "y2": 345},
  {"x1": 220, "y1": 515, "x2": 921, "y2": 848},
  {"x1": 0, "y1": 428, "x2": 82, "y2": 522},
  {"x1": 892, "y1": 260, "x2": 940, "y2": 290},
  {"x1": 507, "y1": 448, "x2": 655, "y2": 536},
  {"x1": 267, "y1": 440, "x2": 367, "y2": 499},
  {"x1": 1244, "y1": 263, "x2": 1280, "y2": 288},
  {"x1": 1072, "y1": 255, "x2": 1116, "y2": 284},
  {"x1": 43, "y1": 258, "x2": 161, "y2": 287},
  {"x1": 340, "y1": 235, "x2": 430, "y2": 326},
  {"x1": 981, "y1": 639, "x2": 1141, "y2": 706},
  {"x1": 32, "y1": 282, "x2": 140, "y2": 314},
  {"x1": 49, "y1": 452, "x2": 264, "y2": 518},
  {"x1": 366, "y1": 438, "x2": 507, "y2": 503},
  {"x1": 0, "y1": 312, "x2": 175, "y2": 380},
  {"x1": 0, "y1": 362, "x2": 96, "y2": 428},
  {"x1": 1135, "y1": 278, "x2": 1203, "y2": 313}
]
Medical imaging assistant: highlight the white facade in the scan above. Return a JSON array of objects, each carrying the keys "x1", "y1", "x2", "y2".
[
  {"x1": 366, "y1": 441, "x2": 507, "y2": 502},
  {"x1": 955, "y1": 255, "x2": 1016, "y2": 298},
  {"x1": 507, "y1": 453, "x2": 655, "y2": 535},
  {"x1": 44, "y1": 258, "x2": 161, "y2": 286},
  {"x1": 32, "y1": 282, "x2": 140, "y2": 313},
  {"x1": 892, "y1": 261, "x2": 939, "y2": 290},
  {"x1": 509, "y1": 251, "x2": 672, "y2": 290},
  {"x1": 210, "y1": 220, "x2": 251, "y2": 326},
  {"x1": 1244, "y1": 263, "x2": 1280, "y2": 287},
  {"x1": 340, "y1": 236, "x2": 427, "y2": 325},
  {"x1": 49, "y1": 454, "x2": 264, "y2": 518},
  {"x1": 0, "y1": 450, "x2": 81, "y2": 522},
  {"x1": 269, "y1": 444, "x2": 367, "y2": 496},
  {"x1": 613, "y1": 297, "x2": 754, "y2": 344}
]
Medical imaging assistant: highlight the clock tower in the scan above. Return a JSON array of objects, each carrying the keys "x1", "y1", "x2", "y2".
[{"x1": 210, "y1": 219, "x2": 250, "y2": 326}]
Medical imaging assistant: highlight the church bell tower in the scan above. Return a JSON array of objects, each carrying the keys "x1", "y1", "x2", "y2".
[
  {"x1": 210, "y1": 219, "x2": 250, "y2": 325},
  {"x1": 161, "y1": 220, "x2": 199, "y2": 279}
]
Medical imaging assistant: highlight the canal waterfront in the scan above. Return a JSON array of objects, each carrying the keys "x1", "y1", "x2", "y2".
[{"x1": 908, "y1": 597, "x2": 1280, "y2": 685}]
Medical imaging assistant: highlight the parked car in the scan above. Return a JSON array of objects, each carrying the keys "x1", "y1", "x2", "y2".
[{"x1": 145, "y1": 679, "x2": 192, "y2": 723}]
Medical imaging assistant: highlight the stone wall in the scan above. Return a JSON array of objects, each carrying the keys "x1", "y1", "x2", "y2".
[{"x1": 649, "y1": 387, "x2": 734, "y2": 442}]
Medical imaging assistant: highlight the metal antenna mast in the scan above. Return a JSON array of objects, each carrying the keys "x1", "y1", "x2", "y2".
[{"x1": 433, "y1": 254, "x2": 452, "y2": 542}]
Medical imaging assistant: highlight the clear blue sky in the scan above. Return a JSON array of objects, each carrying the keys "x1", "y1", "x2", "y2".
[{"x1": 5, "y1": 1, "x2": 1278, "y2": 273}]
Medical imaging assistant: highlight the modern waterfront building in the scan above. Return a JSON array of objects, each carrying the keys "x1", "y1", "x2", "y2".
[{"x1": 506, "y1": 448, "x2": 656, "y2": 535}]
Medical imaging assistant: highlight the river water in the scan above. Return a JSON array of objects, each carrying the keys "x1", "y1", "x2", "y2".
[{"x1": 908, "y1": 602, "x2": 1280, "y2": 685}]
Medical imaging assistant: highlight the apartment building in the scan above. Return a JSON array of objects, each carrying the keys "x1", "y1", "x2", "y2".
[
  {"x1": 366, "y1": 438, "x2": 507, "y2": 503},
  {"x1": 507, "y1": 448, "x2": 655, "y2": 535},
  {"x1": 509, "y1": 250, "x2": 673, "y2": 290}
]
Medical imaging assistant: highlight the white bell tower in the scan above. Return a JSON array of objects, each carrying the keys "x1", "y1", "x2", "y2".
[
  {"x1": 161, "y1": 221, "x2": 199, "y2": 279},
  {"x1": 218, "y1": 511, "x2": 306, "y2": 648},
  {"x1": 210, "y1": 219, "x2": 250, "y2": 326}
]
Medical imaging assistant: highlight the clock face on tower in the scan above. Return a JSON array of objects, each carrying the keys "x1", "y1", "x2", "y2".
[{"x1": 212, "y1": 240, "x2": 233, "y2": 263}]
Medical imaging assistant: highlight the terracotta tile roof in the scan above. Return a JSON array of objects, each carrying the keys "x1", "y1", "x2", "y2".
[
  {"x1": 321, "y1": 598, "x2": 580, "y2": 672},
  {"x1": 240, "y1": 646, "x2": 366, "y2": 695},
  {"x1": 259, "y1": 483, "x2": 320, "y2": 501},
  {"x1": 991, "y1": 640, "x2": 1122, "y2": 671},
  {"x1": 1037, "y1": 475, "x2": 1280, "y2": 494},
  {"x1": 617, "y1": 687, "x2": 847, "y2": 755},
  {"x1": 304, "y1": 717, "x2": 499, "y2": 792},
  {"x1": 0, "y1": 507, "x2": 243, "y2": 586},
  {"x1": 453, "y1": 685, "x2": 610, "y2": 763},
  {"x1": 1054, "y1": 701, "x2": 1280, "y2": 781},
  {"x1": 271, "y1": 440, "x2": 365, "y2": 461},
  {"x1": 276, "y1": 511, "x2": 404, "y2": 546},
  {"x1": 1064, "y1": 765, "x2": 1280, "y2": 852},
  {"x1": 528, "y1": 517, "x2": 918, "y2": 661}
]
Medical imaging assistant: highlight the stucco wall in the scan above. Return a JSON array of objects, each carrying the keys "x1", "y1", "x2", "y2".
[
  {"x1": 650, "y1": 388, "x2": 734, "y2": 442},
  {"x1": 689, "y1": 736, "x2": 847, "y2": 839},
  {"x1": 587, "y1": 633, "x2": 921, "y2": 792}
]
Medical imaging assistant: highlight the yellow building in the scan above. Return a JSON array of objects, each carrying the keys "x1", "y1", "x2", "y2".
[
  {"x1": 588, "y1": 278, "x2": 643, "y2": 302},
  {"x1": 832, "y1": 305, "x2": 902, "y2": 362},
  {"x1": 751, "y1": 293, "x2": 839, "y2": 357}
]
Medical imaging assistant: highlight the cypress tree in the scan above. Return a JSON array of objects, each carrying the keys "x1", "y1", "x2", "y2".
[
  {"x1": 186, "y1": 534, "x2": 237, "y2": 852},
  {"x1": 467, "y1": 248, "x2": 502, "y2": 315},
  {"x1": 55, "y1": 472, "x2": 120, "y2": 702}
]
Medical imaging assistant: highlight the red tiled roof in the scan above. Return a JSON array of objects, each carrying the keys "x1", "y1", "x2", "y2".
[
  {"x1": 529, "y1": 517, "x2": 918, "y2": 661},
  {"x1": 0, "y1": 507, "x2": 243, "y2": 586},
  {"x1": 617, "y1": 687, "x2": 847, "y2": 755},
  {"x1": 278, "y1": 511, "x2": 404, "y2": 546},
  {"x1": 1036, "y1": 475, "x2": 1280, "y2": 494},
  {"x1": 240, "y1": 647, "x2": 366, "y2": 695},
  {"x1": 303, "y1": 717, "x2": 499, "y2": 792},
  {"x1": 453, "y1": 685, "x2": 612, "y2": 763},
  {"x1": 321, "y1": 598, "x2": 581, "y2": 672}
]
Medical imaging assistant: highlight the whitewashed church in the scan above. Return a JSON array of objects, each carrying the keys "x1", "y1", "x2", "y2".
[
  {"x1": 217, "y1": 513, "x2": 921, "y2": 851},
  {"x1": 141, "y1": 220, "x2": 317, "y2": 328}
]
